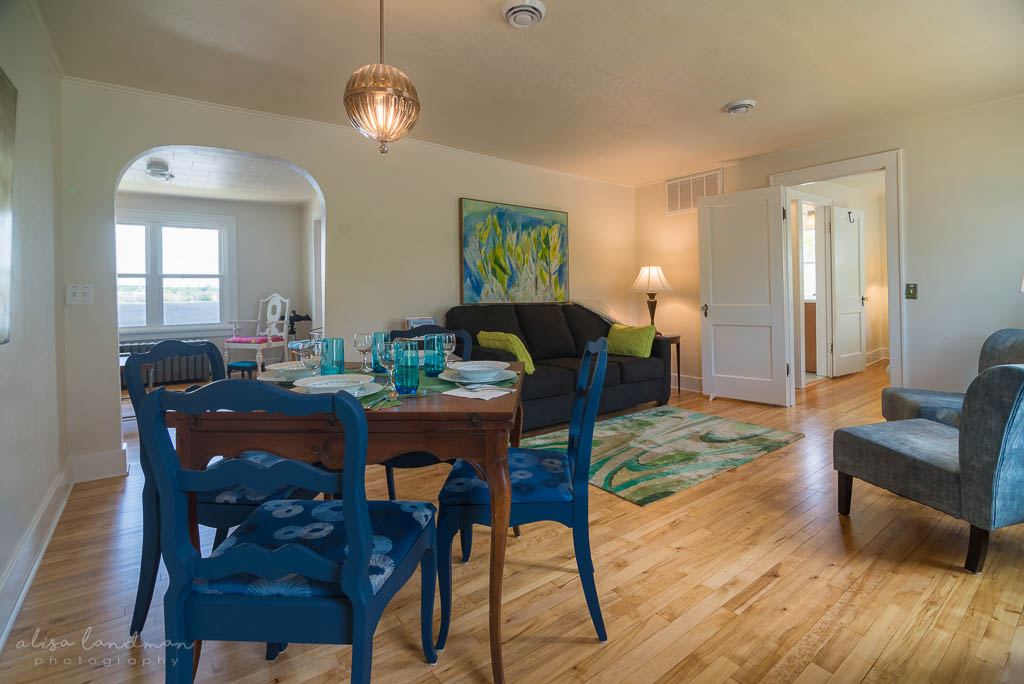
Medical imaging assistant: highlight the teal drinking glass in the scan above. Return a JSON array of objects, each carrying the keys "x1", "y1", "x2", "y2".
[
  {"x1": 321, "y1": 337, "x2": 345, "y2": 375},
  {"x1": 371, "y1": 331, "x2": 389, "y2": 373},
  {"x1": 423, "y1": 334, "x2": 445, "y2": 377},
  {"x1": 394, "y1": 339, "x2": 420, "y2": 395}
]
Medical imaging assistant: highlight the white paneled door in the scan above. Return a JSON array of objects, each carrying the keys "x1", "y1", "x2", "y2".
[
  {"x1": 831, "y1": 207, "x2": 867, "y2": 376},
  {"x1": 699, "y1": 187, "x2": 794, "y2": 406}
]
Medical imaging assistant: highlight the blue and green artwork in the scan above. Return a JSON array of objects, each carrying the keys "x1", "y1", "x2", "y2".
[{"x1": 460, "y1": 198, "x2": 568, "y2": 304}]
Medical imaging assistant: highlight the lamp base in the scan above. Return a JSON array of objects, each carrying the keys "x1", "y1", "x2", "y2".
[{"x1": 646, "y1": 292, "x2": 657, "y2": 326}]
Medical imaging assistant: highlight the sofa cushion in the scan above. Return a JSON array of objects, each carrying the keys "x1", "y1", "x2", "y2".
[
  {"x1": 541, "y1": 356, "x2": 621, "y2": 387},
  {"x1": 833, "y1": 418, "x2": 961, "y2": 518},
  {"x1": 522, "y1": 364, "x2": 575, "y2": 400},
  {"x1": 446, "y1": 304, "x2": 526, "y2": 347},
  {"x1": 514, "y1": 304, "x2": 577, "y2": 361},
  {"x1": 609, "y1": 354, "x2": 664, "y2": 383},
  {"x1": 607, "y1": 324, "x2": 656, "y2": 358},
  {"x1": 562, "y1": 305, "x2": 611, "y2": 356},
  {"x1": 881, "y1": 387, "x2": 964, "y2": 428}
]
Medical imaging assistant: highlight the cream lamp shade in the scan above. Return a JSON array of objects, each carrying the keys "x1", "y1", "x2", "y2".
[
  {"x1": 630, "y1": 266, "x2": 673, "y2": 293},
  {"x1": 630, "y1": 266, "x2": 672, "y2": 326}
]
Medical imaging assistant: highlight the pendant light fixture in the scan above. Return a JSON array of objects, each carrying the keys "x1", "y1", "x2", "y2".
[{"x1": 343, "y1": 0, "x2": 421, "y2": 154}]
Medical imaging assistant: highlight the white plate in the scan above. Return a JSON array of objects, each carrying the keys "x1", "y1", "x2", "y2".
[
  {"x1": 256, "y1": 372, "x2": 291, "y2": 384},
  {"x1": 265, "y1": 360, "x2": 312, "y2": 380},
  {"x1": 448, "y1": 360, "x2": 510, "y2": 381},
  {"x1": 293, "y1": 374, "x2": 374, "y2": 393},
  {"x1": 291, "y1": 381, "x2": 382, "y2": 396},
  {"x1": 439, "y1": 368, "x2": 518, "y2": 385}
]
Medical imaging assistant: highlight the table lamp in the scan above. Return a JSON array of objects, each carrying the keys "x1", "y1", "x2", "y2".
[{"x1": 631, "y1": 266, "x2": 673, "y2": 326}]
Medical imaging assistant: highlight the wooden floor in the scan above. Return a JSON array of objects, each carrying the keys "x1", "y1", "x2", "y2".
[{"x1": 3, "y1": 363, "x2": 1023, "y2": 683}]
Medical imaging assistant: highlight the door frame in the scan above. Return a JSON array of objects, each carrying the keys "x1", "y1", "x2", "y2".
[
  {"x1": 788, "y1": 190, "x2": 832, "y2": 387},
  {"x1": 769, "y1": 150, "x2": 906, "y2": 388}
]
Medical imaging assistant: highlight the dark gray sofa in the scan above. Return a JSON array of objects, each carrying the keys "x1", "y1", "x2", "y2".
[{"x1": 446, "y1": 303, "x2": 670, "y2": 430}]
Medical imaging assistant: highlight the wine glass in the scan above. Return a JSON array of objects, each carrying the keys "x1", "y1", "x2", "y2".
[
  {"x1": 353, "y1": 332, "x2": 373, "y2": 373},
  {"x1": 299, "y1": 339, "x2": 324, "y2": 376},
  {"x1": 441, "y1": 333, "x2": 457, "y2": 370},
  {"x1": 375, "y1": 340, "x2": 397, "y2": 399}
]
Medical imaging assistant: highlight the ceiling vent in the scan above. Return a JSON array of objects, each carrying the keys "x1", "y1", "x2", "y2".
[
  {"x1": 722, "y1": 99, "x2": 757, "y2": 116},
  {"x1": 666, "y1": 169, "x2": 723, "y2": 214},
  {"x1": 501, "y1": 0, "x2": 546, "y2": 28},
  {"x1": 145, "y1": 159, "x2": 175, "y2": 182}
]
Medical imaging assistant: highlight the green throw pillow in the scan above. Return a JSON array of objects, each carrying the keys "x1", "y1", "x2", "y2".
[
  {"x1": 477, "y1": 331, "x2": 535, "y2": 374},
  {"x1": 607, "y1": 324, "x2": 656, "y2": 358}
]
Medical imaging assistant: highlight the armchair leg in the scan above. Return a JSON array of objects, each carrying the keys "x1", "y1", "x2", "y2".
[
  {"x1": 837, "y1": 472, "x2": 852, "y2": 516},
  {"x1": 966, "y1": 525, "x2": 989, "y2": 574}
]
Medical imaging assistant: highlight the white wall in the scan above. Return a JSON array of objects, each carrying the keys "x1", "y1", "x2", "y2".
[
  {"x1": 60, "y1": 79, "x2": 638, "y2": 480},
  {"x1": 0, "y1": 0, "x2": 67, "y2": 630},
  {"x1": 637, "y1": 94, "x2": 1024, "y2": 394},
  {"x1": 114, "y1": 192, "x2": 311, "y2": 349}
]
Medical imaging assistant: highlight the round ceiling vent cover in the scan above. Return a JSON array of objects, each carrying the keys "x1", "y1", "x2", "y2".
[
  {"x1": 501, "y1": 0, "x2": 546, "y2": 28},
  {"x1": 722, "y1": 99, "x2": 757, "y2": 116}
]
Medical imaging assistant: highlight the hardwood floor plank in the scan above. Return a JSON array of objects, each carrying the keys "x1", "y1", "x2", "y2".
[{"x1": 1, "y1": 365, "x2": 1019, "y2": 682}]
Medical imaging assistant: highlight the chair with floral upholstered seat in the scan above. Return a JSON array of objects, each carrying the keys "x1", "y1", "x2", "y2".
[
  {"x1": 225, "y1": 293, "x2": 290, "y2": 369},
  {"x1": 435, "y1": 337, "x2": 610, "y2": 649}
]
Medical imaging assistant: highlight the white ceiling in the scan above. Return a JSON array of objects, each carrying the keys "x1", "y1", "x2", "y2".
[
  {"x1": 37, "y1": 0, "x2": 1024, "y2": 186},
  {"x1": 117, "y1": 145, "x2": 319, "y2": 203}
]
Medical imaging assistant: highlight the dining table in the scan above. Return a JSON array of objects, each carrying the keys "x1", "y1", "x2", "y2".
[{"x1": 164, "y1": 361, "x2": 525, "y2": 683}]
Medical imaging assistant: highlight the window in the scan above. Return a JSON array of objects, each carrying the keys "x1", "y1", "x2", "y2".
[
  {"x1": 802, "y1": 206, "x2": 816, "y2": 301},
  {"x1": 115, "y1": 211, "x2": 236, "y2": 334}
]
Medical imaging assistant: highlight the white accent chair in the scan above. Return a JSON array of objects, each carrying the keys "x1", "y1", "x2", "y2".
[{"x1": 225, "y1": 293, "x2": 290, "y2": 369}]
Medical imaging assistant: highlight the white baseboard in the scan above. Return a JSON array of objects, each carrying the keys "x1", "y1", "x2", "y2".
[
  {"x1": 866, "y1": 347, "x2": 890, "y2": 364},
  {"x1": 0, "y1": 465, "x2": 72, "y2": 654},
  {"x1": 671, "y1": 374, "x2": 703, "y2": 393},
  {"x1": 69, "y1": 448, "x2": 127, "y2": 483}
]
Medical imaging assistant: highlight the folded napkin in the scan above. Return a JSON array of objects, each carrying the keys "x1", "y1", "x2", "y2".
[{"x1": 442, "y1": 387, "x2": 515, "y2": 401}]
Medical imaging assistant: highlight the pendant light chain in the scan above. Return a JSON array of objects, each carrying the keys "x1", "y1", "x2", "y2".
[{"x1": 379, "y1": 0, "x2": 384, "y2": 65}]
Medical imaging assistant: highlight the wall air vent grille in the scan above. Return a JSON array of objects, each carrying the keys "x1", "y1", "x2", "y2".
[{"x1": 665, "y1": 168, "x2": 723, "y2": 214}]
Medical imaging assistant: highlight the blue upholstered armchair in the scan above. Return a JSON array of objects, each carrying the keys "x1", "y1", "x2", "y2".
[
  {"x1": 834, "y1": 363, "x2": 1024, "y2": 573},
  {"x1": 881, "y1": 328, "x2": 1024, "y2": 428}
]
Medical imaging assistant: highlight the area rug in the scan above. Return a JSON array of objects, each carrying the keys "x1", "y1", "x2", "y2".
[{"x1": 519, "y1": 405, "x2": 803, "y2": 506}]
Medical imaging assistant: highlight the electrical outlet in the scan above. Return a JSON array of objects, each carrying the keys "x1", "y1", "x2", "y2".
[
  {"x1": 65, "y1": 284, "x2": 94, "y2": 305},
  {"x1": 905, "y1": 283, "x2": 918, "y2": 300}
]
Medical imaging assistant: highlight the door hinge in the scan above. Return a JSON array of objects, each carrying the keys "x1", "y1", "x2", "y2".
[
  {"x1": 782, "y1": 207, "x2": 787, "y2": 220},
  {"x1": 786, "y1": 362, "x2": 791, "y2": 377},
  {"x1": 830, "y1": 342, "x2": 834, "y2": 354}
]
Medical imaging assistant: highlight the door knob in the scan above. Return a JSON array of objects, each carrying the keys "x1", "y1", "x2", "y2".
[
  {"x1": 702, "y1": 304, "x2": 709, "y2": 317},
  {"x1": 861, "y1": 296, "x2": 868, "y2": 306}
]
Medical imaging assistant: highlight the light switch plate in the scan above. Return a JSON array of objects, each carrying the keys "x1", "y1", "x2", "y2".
[
  {"x1": 66, "y1": 284, "x2": 94, "y2": 305},
  {"x1": 905, "y1": 283, "x2": 918, "y2": 300}
]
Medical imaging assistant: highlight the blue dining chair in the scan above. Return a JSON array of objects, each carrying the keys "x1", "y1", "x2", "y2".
[
  {"x1": 124, "y1": 340, "x2": 319, "y2": 646},
  {"x1": 383, "y1": 325, "x2": 473, "y2": 501},
  {"x1": 435, "y1": 337, "x2": 609, "y2": 649},
  {"x1": 136, "y1": 380, "x2": 439, "y2": 683}
]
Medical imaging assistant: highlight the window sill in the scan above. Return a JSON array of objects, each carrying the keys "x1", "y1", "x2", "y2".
[{"x1": 118, "y1": 325, "x2": 235, "y2": 342}]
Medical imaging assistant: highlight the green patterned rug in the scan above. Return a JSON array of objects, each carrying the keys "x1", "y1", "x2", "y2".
[{"x1": 520, "y1": 406, "x2": 803, "y2": 506}]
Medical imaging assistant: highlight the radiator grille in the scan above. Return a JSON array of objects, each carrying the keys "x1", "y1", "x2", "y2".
[{"x1": 119, "y1": 339, "x2": 213, "y2": 388}]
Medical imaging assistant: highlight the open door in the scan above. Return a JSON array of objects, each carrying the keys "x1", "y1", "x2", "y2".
[
  {"x1": 831, "y1": 207, "x2": 867, "y2": 376},
  {"x1": 699, "y1": 186, "x2": 794, "y2": 406}
]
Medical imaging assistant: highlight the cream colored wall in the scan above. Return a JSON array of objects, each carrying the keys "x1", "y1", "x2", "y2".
[
  {"x1": 60, "y1": 79, "x2": 637, "y2": 479},
  {"x1": 637, "y1": 93, "x2": 1024, "y2": 394},
  {"x1": 799, "y1": 179, "x2": 888, "y2": 358},
  {"x1": 635, "y1": 183, "x2": 700, "y2": 388},
  {"x1": 115, "y1": 192, "x2": 310, "y2": 342},
  {"x1": 0, "y1": 0, "x2": 66, "y2": 587}
]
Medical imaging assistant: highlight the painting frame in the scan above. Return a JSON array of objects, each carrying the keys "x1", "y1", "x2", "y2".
[
  {"x1": 0, "y1": 66, "x2": 16, "y2": 346},
  {"x1": 459, "y1": 197, "x2": 569, "y2": 305}
]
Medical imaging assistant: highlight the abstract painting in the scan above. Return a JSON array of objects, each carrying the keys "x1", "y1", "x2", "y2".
[
  {"x1": 0, "y1": 67, "x2": 16, "y2": 345},
  {"x1": 460, "y1": 198, "x2": 568, "y2": 304}
]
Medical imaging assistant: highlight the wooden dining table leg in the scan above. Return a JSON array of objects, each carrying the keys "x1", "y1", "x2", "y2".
[
  {"x1": 485, "y1": 428, "x2": 512, "y2": 684},
  {"x1": 177, "y1": 428, "x2": 203, "y2": 551}
]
